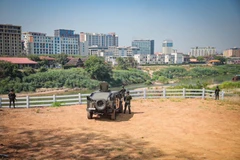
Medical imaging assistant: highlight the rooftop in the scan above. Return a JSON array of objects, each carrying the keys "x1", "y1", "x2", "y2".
[{"x1": 0, "y1": 57, "x2": 38, "y2": 64}]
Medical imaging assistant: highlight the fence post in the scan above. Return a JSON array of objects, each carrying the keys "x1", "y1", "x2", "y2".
[
  {"x1": 143, "y1": 88, "x2": 146, "y2": 99},
  {"x1": 163, "y1": 88, "x2": 166, "y2": 98},
  {"x1": 78, "y1": 93, "x2": 82, "y2": 104},
  {"x1": 221, "y1": 91, "x2": 224, "y2": 100},
  {"x1": 26, "y1": 95, "x2": 29, "y2": 108},
  {"x1": 0, "y1": 98, "x2": 2, "y2": 108},
  {"x1": 202, "y1": 88, "x2": 205, "y2": 99},
  {"x1": 183, "y1": 88, "x2": 185, "y2": 98},
  {"x1": 53, "y1": 95, "x2": 56, "y2": 102}
]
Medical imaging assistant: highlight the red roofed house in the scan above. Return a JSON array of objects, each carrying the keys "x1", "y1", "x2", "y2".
[
  {"x1": 39, "y1": 56, "x2": 56, "y2": 68},
  {"x1": 0, "y1": 57, "x2": 38, "y2": 69}
]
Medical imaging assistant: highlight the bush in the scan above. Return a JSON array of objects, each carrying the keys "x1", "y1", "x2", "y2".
[
  {"x1": 23, "y1": 67, "x2": 36, "y2": 76},
  {"x1": 51, "y1": 102, "x2": 62, "y2": 107},
  {"x1": 145, "y1": 80, "x2": 152, "y2": 85},
  {"x1": 158, "y1": 76, "x2": 169, "y2": 84},
  {"x1": 39, "y1": 67, "x2": 48, "y2": 72},
  {"x1": 111, "y1": 69, "x2": 150, "y2": 86},
  {"x1": 220, "y1": 81, "x2": 240, "y2": 89}
]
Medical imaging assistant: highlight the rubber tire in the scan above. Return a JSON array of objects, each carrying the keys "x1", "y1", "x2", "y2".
[
  {"x1": 87, "y1": 111, "x2": 93, "y2": 119},
  {"x1": 95, "y1": 99, "x2": 106, "y2": 111}
]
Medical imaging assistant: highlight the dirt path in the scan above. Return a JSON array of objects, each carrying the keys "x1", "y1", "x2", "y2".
[{"x1": 1, "y1": 99, "x2": 240, "y2": 160}]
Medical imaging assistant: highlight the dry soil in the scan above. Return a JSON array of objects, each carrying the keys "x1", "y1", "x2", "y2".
[{"x1": 1, "y1": 99, "x2": 240, "y2": 160}]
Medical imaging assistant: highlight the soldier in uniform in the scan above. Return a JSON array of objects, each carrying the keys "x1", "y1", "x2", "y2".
[
  {"x1": 120, "y1": 85, "x2": 126, "y2": 98},
  {"x1": 215, "y1": 86, "x2": 220, "y2": 100},
  {"x1": 8, "y1": 89, "x2": 16, "y2": 108},
  {"x1": 124, "y1": 91, "x2": 132, "y2": 114}
]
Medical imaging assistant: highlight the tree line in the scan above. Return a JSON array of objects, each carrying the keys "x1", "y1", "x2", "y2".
[{"x1": 0, "y1": 55, "x2": 148, "y2": 94}]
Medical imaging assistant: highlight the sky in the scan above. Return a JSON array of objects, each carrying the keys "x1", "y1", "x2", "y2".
[{"x1": 0, "y1": 0, "x2": 240, "y2": 54}]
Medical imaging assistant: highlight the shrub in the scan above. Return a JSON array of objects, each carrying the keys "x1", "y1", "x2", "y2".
[
  {"x1": 145, "y1": 80, "x2": 152, "y2": 85},
  {"x1": 51, "y1": 102, "x2": 62, "y2": 107},
  {"x1": 158, "y1": 76, "x2": 169, "y2": 84},
  {"x1": 39, "y1": 67, "x2": 48, "y2": 72}
]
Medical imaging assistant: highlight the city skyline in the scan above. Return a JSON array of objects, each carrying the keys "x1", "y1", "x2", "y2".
[{"x1": 0, "y1": 0, "x2": 240, "y2": 54}]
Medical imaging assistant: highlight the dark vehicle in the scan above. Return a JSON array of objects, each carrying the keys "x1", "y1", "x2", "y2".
[
  {"x1": 86, "y1": 82, "x2": 124, "y2": 120},
  {"x1": 232, "y1": 75, "x2": 240, "y2": 81}
]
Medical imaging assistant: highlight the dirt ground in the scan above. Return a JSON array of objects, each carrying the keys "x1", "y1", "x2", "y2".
[{"x1": 1, "y1": 99, "x2": 240, "y2": 160}]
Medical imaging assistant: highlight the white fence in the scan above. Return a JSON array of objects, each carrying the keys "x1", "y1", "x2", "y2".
[{"x1": 0, "y1": 88, "x2": 223, "y2": 108}]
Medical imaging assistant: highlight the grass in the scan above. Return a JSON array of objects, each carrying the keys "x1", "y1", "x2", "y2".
[
  {"x1": 223, "y1": 96, "x2": 240, "y2": 106},
  {"x1": 36, "y1": 108, "x2": 40, "y2": 113},
  {"x1": 170, "y1": 98, "x2": 183, "y2": 102},
  {"x1": 51, "y1": 102, "x2": 63, "y2": 107}
]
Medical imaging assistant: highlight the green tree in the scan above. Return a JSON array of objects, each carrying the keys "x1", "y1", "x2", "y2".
[
  {"x1": 116, "y1": 57, "x2": 137, "y2": 70},
  {"x1": 116, "y1": 57, "x2": 128, "y2": 70},
  {"x1": 213, "y1": 55, "x2": 226, "y2": 64},
  {"x1": 84, "y1": 56, "x2": 112, "y2": 81},
  {"x1": 28, "y1": 55, "x2": 41, "y2": 61},
  {"x1": 0, "y1": 61, "x2": 22, "y2": 79},
  {"x1": 126, "y1": 57, "x2": 137, "y2": 68},
  {"x1": 197, "y1": 56, "x2": 205, "y2": 62},
  {"x1": 56, "y1": 53, "x2": 69, "y2": 66},
  {"x1": 23, "y1": 67, "x2": 36, "y2": 76}
]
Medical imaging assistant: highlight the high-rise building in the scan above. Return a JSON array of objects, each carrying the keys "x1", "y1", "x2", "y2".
[
  {"x1": 223, "y1": 48, "x2": 240, "y2": 57},
  {"x1": 132, "y1": 40, "x2": 154, "y2": 55},
  {"x1": 189, "y1": 46, "x2": 216, "y2": 57},
  {"x1": 23, "y1": 29, "x2": 79, "y2": 55},
  {"x1": 79, "y1": 32, "x2": 118, "y2": 56},
  {"x1": 80, "y1": 32, "x2": 118, "y2": 47},
  {"x1": 162, "y1": 39, "x2": 173, "y2": 54},
  {"x1": 23, "y1": 32, "x2": 54, "y2": 55},
  {"x1": 54, "y1": 29, "x2": 79, "y2": 55},
  {"x1": 0, "y1": 24, "x2": 22, "y2": 56}
]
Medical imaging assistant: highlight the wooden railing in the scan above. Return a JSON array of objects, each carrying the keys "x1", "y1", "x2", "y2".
[{"x1": 0, "y1": 88, "x2": 224, "y2": 108}]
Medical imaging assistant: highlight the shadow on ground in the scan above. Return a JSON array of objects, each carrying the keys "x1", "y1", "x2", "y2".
[{"x1": 1, "y1": 127, "x2": 164, "y2": 160}]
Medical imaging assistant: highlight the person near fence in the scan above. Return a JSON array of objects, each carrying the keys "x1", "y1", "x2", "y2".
[
  {"x1": 215, "y1": 86, "x2": 220, "y2": 100},
  {"x1": 8, "y1": 89, "x2": 16, "y2": 108},
  {"x1": 124, "y1": 91, "x2": 132, "y2": 114}
]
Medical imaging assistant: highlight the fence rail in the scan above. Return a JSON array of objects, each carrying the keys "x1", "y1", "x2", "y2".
[{"x1": 0, "y1": 88, "x2": 223, "y2": 108}]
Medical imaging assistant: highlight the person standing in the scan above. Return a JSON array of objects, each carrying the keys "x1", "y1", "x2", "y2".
[
  {"x1": 124, "y1": 91, "x2": 132, "y2": 114},
  {"x1": 8, "y1": 89, "x2": 16, "y2": 108},
  {"x1": 120, "y1": 85, "x2": 126, "y2": 98},
  {"x1": 215, "y1": 86, "x2": 220, "y2": 100}
]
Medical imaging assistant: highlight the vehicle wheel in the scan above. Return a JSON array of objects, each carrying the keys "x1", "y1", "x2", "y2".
[
  {"x1": 87, "y1": 111, "x2": 93, "y2": 119},
  {"x1": 111, "y1": 110, "x2": 116, "y2": 120},
  {"x1": 95, "y1": 99, "x2": 106, "y2": 111}
]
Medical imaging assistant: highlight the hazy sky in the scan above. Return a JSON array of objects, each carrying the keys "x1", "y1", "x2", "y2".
[{"x1": 0, "y1": 0, "x2": 240, "y2": 53}]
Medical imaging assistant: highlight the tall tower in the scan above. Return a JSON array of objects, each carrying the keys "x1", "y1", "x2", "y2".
[
  {"x1": 162, "y1": 39, "x2": 173, "y2": 54},
  {"x1": 0, "y1": 24, "x2": 22, "y2": 56},
  {"x1": 132, "y1": 40, "x2": 154, "y2": 54}
]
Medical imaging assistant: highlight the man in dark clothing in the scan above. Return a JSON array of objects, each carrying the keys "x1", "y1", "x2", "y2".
[
  {"x1": 120, "y1": 85, "x2": 126, "y2": 98},
  {"x1": 215, "y1": 86, "x2": 220, "y2": 100},
  {"x1": 8, "y1": 89, "x2": 16, "y2": 108},
  {"x1": 124, "y1": 91, "x2": 132, "y2": 114}
]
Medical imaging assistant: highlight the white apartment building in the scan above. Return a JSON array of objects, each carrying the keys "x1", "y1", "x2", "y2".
[
  {"x1": 116, "y1": 46, "x2": 139, "y2": 57},
  {"x1": 80, "y1": 32, "x2": 118, "y2": 47},
  {"x1": 80, "y1": 32, "x2": 118, "y2": 56},
  {"x1": 133, "y1": 53, "x2": 183, "y2": 65},
  {"x1": 23, "y1": 31, "x2": 79, "y2": 55},
  {"x1": 23, "y1": 32, "x2": 55, "y2": 55},
  {"x1": 134, "y1": 54, "x2": 147, "y2": 64},
  {"x1": 171, "y1": 52, "x2": 184, "y2": 64},
  {"x1": 102, "y1": 46, "x2": 140, "y2": 57},
  {"x1": 189, "y1": 46, "x2": 216, "y2": 57}
]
